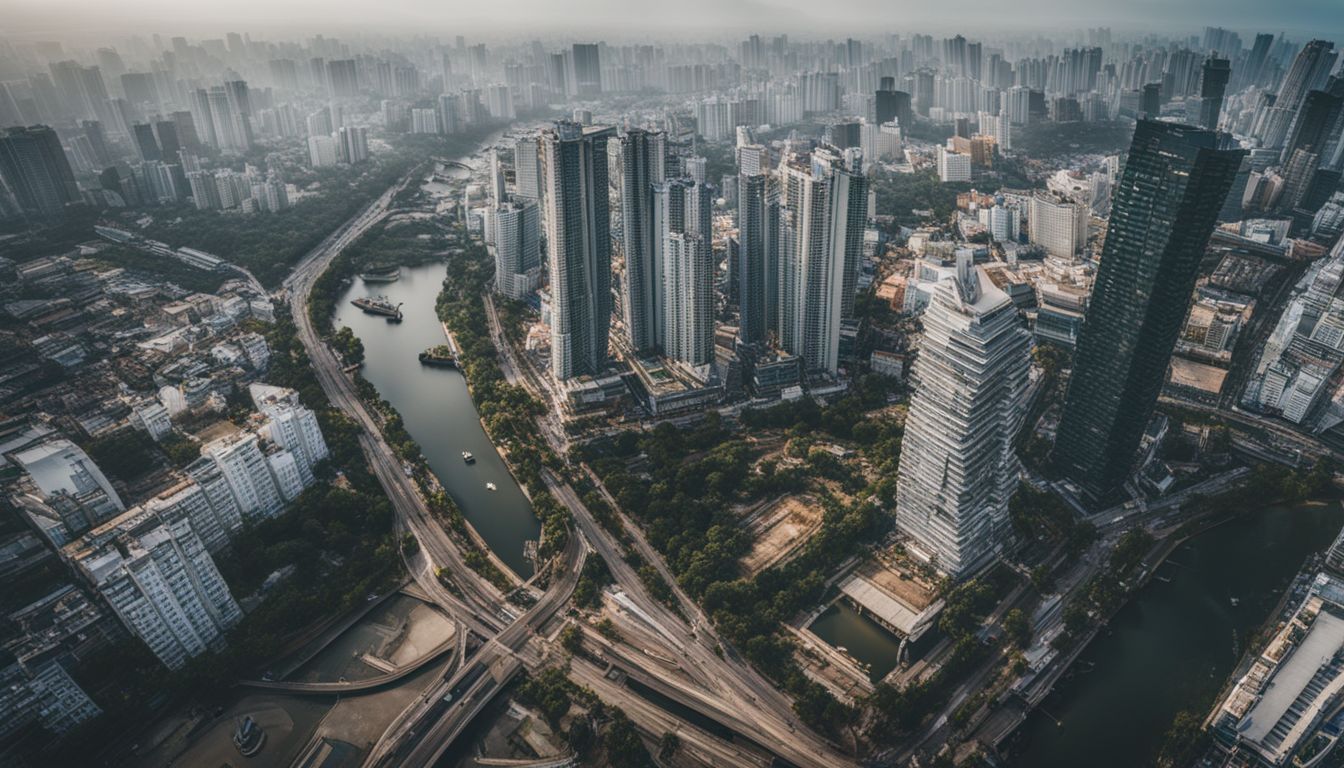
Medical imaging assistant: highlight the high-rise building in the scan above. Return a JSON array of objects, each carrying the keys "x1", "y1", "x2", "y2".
[
  {"x1": 1275, "y1": 40, "x2": 1337, "y2": 116},
  {"x1": 73, "y1": 510, "x2": 242, "y2": 670},
  {"x1": 937, "y1": 145, "x2": 972, "y2": 182},
  {"x1": 132, "y1": 122, "x2": 162, "y2": 162},
  {"x1": 571, "y1": 44, "x2": 601, "y2": 97},
  {"x1": 0, "y1": 126, "x2": 80, "y2": 217},
  {"x1": 619, "y1": 128, "x2": 668, "y2": 354},
  {"x1": 543, "y1": 121, "x2": 614, "y2": 380},
  {"x1": 513, "y1": 136, "x2": 543, "y2": 202},
  {"x1": 737, "y1": 172, "x2": 777, "y2": 346},
  {"x1": 492, "y1": 200, "x2": 542, "y2": 300},
  {"x1": 203, "y1": 432, "x2": 283, "y2": 520},
  {"x1": 662, "y1": 232, "x2": 715, "y2": 368},
  {"x1": 327, "y1": 59, "x2": 359, "y2": 99},
  {"x1": 1054, "y1": 121, "x2": 1244, "y2": 503},
  {"x1": 338, "y1": 126, "x2": 368, "y2": 163},
  {"x1": 776, "y1": 145, "x2": 867, "y2": 374},
  {"x1": 144, "y1": 481, "x2": 241, "y2": 554},
  {"x1": 1028, "y1": 191, "x2": 1088, "y2": 258},
  {"x1": 895, "y1": 254, "x2": 1030, "y2": 577},
  {"x1": 1197, "y1": 57, "x2": 1231, "y2": 131},
  {"x1": 256, "y1": 396, "x2": 329, "y2": 486},
  {"x1": 0, "y1": 658, "x2": 101, "y2": 742},
  {"x1": 876, "y1": 88, "x2": 913, "y2": 129},
  {"x1": 1281, "y1": 89, "x2": 1343, "y2": 166}
]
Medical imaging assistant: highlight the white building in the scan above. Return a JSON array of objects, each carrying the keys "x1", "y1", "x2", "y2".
[
  {"x1": 492, "y1": 200, "x2": 542, "y2": 300},
  {"x1": 202, "y1": 432, "x2": 284, "y2": 520},
  {"x1": 410, "y1": 108, "x2": 439, "y2": 134},
  {"x1": 237, "y1": 332, "x2": 270, "y2": 370},
  {"x1": 513, "y1": 136, "x2": 543, "y2": 202},
  {"x1": 936, "y1": 145, "x2": 972, "y2": 183},
  {"x1": 12, "y1": 439, "x2": 125, "y2": 534},
  {"x1": 250, "y1": 383, "x2": 329, "y2": 487},
  {"x1": 894, "y1": 254, "x2": 1031, "y2": 578},
  {"x1": 662, "y1": 232, "x2": 715, "y2": 368},
  {"x1": 72, "y1": 511, "x2": 242, "y2": 670},
  {"x1": 144, "y1": 480, "x2": 241, "y2": 553},
  {"x1": 776, "y1": 145, "x2": 868, "y2": 374},
  {"x1": 1028, "y1": 191, "x2": 1088, "y2": 259},
  {"x1": 307, "y1": 134, "x2": 337, "y2": 168}
]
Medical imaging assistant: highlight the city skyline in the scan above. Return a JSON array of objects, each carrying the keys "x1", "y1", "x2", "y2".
[
  {"x1": 1, "y1": 10, "x2": 1342, "y2": 768},
  {"x1": 5, "y1": 1, "x2": 1344, "y2": 39}
]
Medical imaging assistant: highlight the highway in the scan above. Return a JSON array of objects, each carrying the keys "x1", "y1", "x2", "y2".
[
  {"x1": 373, "y1": 534, "x2": 586, "y2": 767},
  {"x1": 485, "y1": 292, "x2": 856, "y2": 766},
  {"x1": 282, "y1": 160, "x2": 579, "y2": 767},
  {"x1": 292, "y1": 149, "x2": 857, "y2": 767}
]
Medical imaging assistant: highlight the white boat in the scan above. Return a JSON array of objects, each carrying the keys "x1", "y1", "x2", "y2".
[
  {"x1": 485, "y1": 482, "x2": 497, "y2": 491},
  {"x1": 462, "y1": 451, "x2": 475, "y2": 463}
]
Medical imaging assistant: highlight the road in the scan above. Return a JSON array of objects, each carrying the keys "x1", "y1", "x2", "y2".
[
  {"x1": 295, "y1": 150, "x2": 857, "y2": 767},
  {"x1": 485, "y1": 291, "x2": 856, "y2": 766},
  {"x1": 374, "y1": 534, "x2": 586, "y2": 767},
  {"x1": 283, "y1": 161, "x2": 579, "y2": 766}
]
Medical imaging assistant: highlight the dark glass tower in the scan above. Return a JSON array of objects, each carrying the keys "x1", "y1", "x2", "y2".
[
  {"x1": 619, "y1": 128, "x2": 661, "y2": 354},
  {"x1": 1197, "y1": 57, "x2": 1231, "y2": 131},
  {"x1": 0, "y1": 125, "x2": 80, "y2": 217},
  {"x1": 1053, "y1": 120, "x2": 1244, "y2": 503}
]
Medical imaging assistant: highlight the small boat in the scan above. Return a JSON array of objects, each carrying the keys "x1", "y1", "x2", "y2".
[
  {"x1": 359, "y1": 264, "x2": 401, "y2": 283},
  {"x1": 462, "y1": 451, "x2": 475, "y2": 463},
  {"x1": 420, "y1": 346, "x2": 459, "y2": 367},
  {"x1": 351, "y1": 296, "x2": 403, "y2": 320},
  {"x1": 485, "y1": 482, "x2": 497, "y2": 491}
]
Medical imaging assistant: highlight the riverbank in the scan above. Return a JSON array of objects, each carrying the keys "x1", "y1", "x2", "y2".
[
  {"x1": 1006, "y1": 496, "x2": 1344, "y2": 767},
  {"x1": 332, "y1": 260, "x2": 541, "y2": 580}
]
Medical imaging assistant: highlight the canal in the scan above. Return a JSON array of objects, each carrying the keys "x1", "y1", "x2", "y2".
[
  {"x1": 1009, "y1": 498, "x2": 1344, "y2": 767},
  {"x1": 334, "y1": 262, "x2": 541, "y2": 578}
]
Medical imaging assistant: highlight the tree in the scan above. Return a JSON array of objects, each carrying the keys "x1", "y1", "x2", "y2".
[
  {"x1": 658, "y1": 731, "x2": 681, "y2": 760},
  {"x1": 1003, "y1": 608, "x2": 1031, "y2": 648},
  {"x1": 560, "y1": 624, "x2": 583, "y2": 654},
  {"x1": 1155, "y1": 709, "x2": 1210, "y2": 768}
]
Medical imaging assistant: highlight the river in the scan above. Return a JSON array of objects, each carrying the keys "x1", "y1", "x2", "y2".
[
  {"x1": 334, "y1": 262, "x2": 541, "y2": 578},
  {"x1": 1009, "y1": 498, "x2": 1344, "y2": 767}
]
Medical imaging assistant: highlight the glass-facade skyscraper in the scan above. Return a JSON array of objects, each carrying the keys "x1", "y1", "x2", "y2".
[
  {"x1": 1054, "y1": 120, "x2": 1244, "y2": 503},
  {"x1": 544, "y1": 121, "x2": 614, "y2": 380}
]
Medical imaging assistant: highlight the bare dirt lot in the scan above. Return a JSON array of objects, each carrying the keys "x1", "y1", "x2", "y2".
[{"x1": 740, "y1": 496, "x2": 825, "y2": 576}]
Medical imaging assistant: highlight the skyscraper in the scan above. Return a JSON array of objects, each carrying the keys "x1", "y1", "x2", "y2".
[
  {"x1": 203, "y1": 433, "x2": 283, "y2": 520},
  {"x1": 132, "y1": 122, "x2": 161, "y2": 162},
  {"x1": 1054, "y1": 121, "x2": 1244, "y2": 503},
  {"x1": 544, "y1": 121, "x2": 614, "y2": 380},
  {"x1": 327, "y1": 59, "x2": 359, "y2": 99},
  {"x1": 493, "y1": 200, "x2": 542, "y2": 300},
  {"x1": 1197, "y1": 57, "x2": 1231, "y2": 131},
  {"x1": 652, "y1": 177, "x2": 713, "y2": 350},
  {"x1": 895, "y1": 253, "x2": 1030, "y2": 577},
  {"x1": 570, "y1": 44, "x2": 601, "y2": 97},
  {"x1": 1275, "y1": 40, "x2": 1337, "y2": 116},
  {"x1": 0, "y1": 125, "x2": 80, "y2": 217},
  {"x1": 513, "y1": 136, "x2": 543, "y2": 202},
  {"x1": 737, "y1": 172, "x2": 777, "y2": 346},
  {"x1": 619, "y1": 128, "x2": 667, "y2": 354},
  {"x1": 662, "y1": 232, "x2": 715, "y2": 368},
  {"x1": 776, "y1": 145, "x2": 867, "y2": 374}
]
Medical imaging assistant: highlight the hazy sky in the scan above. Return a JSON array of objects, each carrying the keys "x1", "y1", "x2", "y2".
[{"x1": 6, "y1": 0, "x2": 1342, "y2": 41}]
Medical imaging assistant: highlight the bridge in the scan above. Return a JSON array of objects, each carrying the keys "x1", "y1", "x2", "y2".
[
  {"x1": 472, "y1": 756, "x2": 577, "y2": 767},
  {"x1": 237, "y1": 628, "x2": 462, "y2": 695},
  {"x1": 431, "y1": 156, "x2": 474, "y2": 172}
]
